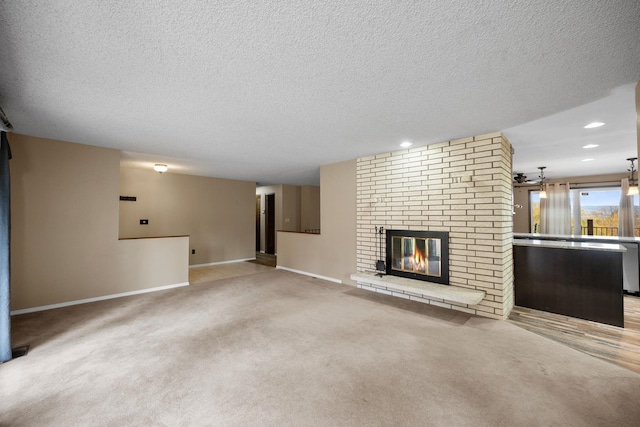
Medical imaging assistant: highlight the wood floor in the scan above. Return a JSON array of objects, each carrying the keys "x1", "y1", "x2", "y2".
[
  {"x1": 189, "y1": 260, "x2": 274, "y2": 284},
  {"x1": 189, "y1": 253, "x2": 276, "y2": 284},
  {"x1": 509, "y1": 296, "x2": 640, "y2": 374},
  {"x1": 248, "y1": 252, "x2": 277, "y2": 267}
]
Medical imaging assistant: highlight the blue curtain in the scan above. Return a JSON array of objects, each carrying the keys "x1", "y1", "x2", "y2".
[{"x1": 0, "y1": 131, "x2": 11, "y2": 362}]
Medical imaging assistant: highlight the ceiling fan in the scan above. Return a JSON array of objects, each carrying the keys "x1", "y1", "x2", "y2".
[{"x1": 513, "y1": 172, "x2": 540, "y2": 185}]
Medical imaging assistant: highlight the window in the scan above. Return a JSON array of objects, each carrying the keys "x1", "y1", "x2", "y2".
[
  {"x1": 530, "y1": 191, "x2": 540, "y2": 233},
  {"x1": 529, "y1": 186, "x2": 640, "y2": 236},
  {"x1": 578, "y1": 188, "x2": 624, "y2": 236}
]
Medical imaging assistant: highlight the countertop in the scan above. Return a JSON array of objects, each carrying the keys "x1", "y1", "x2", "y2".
[
  {"x1": 513, "y1": 238, "x2": 626, "y2": 252},
  {"x1": 514, "y1": 233, "x2": 640, "y2": 243}
]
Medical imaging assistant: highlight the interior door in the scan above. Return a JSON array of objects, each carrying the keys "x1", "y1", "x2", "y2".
[{"x1": 265, "y1": 193, "x2": 275, "y2": 255}]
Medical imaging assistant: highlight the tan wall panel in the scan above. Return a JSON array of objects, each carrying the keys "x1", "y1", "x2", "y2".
[
  {"x1": 9, "y1": 134, "x2": 189, "y2": 310},
  {"x1": 117, "y1": 237, "x2": 189, "y2": 291},
  {"x1": 277, "y1": 160, "x2": 357, "y2": 284},
  {"x1": 300, "y1": 185, "x2": 320, "y2": 231},
  {"x1": 120, "y1": 167, "x2": 255, "y2": 265},
  {"x1": 281, "y1": 184, "x2": 300, "y2": 232},
  {"x1": 10, "y1": 134, "x2": 121, "y2": 308},
  {"x1": 513, "y1": 187, "x2": 531, "y2": 233}
]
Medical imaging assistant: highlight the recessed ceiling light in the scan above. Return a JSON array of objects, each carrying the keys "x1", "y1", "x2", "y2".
[
  {"x1": 582, "y1": 144, "x2": 599, "y2": 149},
  {"x1": 582, "y1": 158, "x2": 594, "y2": 162},
  {"x1": 584, "y1": 122, "x2": 605, "y2": 129},
  {"x1": 400, "y1": 141, "x2": 413, "y2": 148}
]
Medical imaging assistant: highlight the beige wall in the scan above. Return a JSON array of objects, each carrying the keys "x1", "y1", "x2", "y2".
[
  {"x1": 115, "y1": 236, "x2": 188, "y2": 293},
  {"x1": 277, "y1": 160, "x2": 357, "y2": 284},
  {"x1": 120, "y1": 167, "x2": 255, "y2": 265},
  {"x1": 300, "y1": 185, "x2": 320, "y2": 231},
  {"x1": 513, "y1": 172, "x2": 628, "y2": 233},
  {"x1": 281, "y1": 184, "x2": 301, "y2": 232},
  {"x1": 512, "y1": 186, "x2": 531, "y2": 233},
  {"x1": 9, "y1": 134, "x2": 188, "y2": 311}
]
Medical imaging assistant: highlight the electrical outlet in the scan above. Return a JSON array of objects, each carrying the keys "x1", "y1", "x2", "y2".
[{"x1": 191, "y1": 249, "x2": 195, "y2": 254}]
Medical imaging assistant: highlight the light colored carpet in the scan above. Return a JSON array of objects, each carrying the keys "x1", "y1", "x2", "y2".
[{"x1": 2, "y1": 270, "x2": 640, "y2": 426}]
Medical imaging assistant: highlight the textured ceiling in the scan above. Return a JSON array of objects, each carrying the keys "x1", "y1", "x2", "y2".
[{"x1": 0, "y1": 1, "x2": 639, "y2": 185}]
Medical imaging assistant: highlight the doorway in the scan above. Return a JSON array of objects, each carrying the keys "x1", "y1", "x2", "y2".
[
  {"x1": 265, "y1": 193, "x2": 275, "y2": 255},
  {"x1": 255, "y1": 195, "x2": 261, "y2": 251}
]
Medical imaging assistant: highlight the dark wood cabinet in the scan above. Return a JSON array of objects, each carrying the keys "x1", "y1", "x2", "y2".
[{"x1": 514, "y1": 244, "x2": 624, "y2": 327}]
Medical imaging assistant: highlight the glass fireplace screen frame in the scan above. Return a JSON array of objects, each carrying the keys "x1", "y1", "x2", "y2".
[{"x1": 385, "y1": 229, "x2": 449, "y2": 285}]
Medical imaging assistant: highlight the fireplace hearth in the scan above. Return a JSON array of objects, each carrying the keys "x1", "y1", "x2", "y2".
[{"x1": 385, "y1": 230, "x2": 449, "y2": 285}]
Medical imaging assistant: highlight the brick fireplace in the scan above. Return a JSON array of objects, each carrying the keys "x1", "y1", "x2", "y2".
[{"x1": 355, "y1": 132, "x2": 514, "y2": 320}]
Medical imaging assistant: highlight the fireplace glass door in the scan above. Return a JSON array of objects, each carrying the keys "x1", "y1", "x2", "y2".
[
  {"x1": 391, "y1": 236, "x2": 441, "y2": 277},
  {"x1": 386, "y1": 230, "x2": 449, "y2": 285}
]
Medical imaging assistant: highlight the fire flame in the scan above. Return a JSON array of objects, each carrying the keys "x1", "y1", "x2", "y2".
[{"x1": 414, "y1": 248, "x2": 426, "y2": 273}]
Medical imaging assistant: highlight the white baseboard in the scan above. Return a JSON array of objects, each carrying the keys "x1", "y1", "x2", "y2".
[
  {"x1": 275, "y1": 266, "x2": 342, "y2": 284},
  {"x1": 10, "y1": 282, "x2": 190, "y2": 316},
  {"x1": 189, "y1": 258, "x2": 255, "y2": 268}
]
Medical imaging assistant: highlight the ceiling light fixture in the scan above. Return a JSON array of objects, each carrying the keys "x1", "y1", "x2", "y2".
[
  {"x1": 154, "y1": 164, "x2": 168, "y2": 173},
  {"x1": 584, "y1": 122, "x2": 605, "y2": 129},
  {"x1": 582, "y1": 144, "x2": 599, "y2": 149},
  {"x1": 582, "y1": 158, "x2": 594, "y2": 162},
  {"x1": 400, "y1": 141, "x2": 413, "y2": 148},
  {"x1": 627, "y1": 157, "x2": 638, "y2": 196},
  {"x1": 538, "y1": 167, "x2": 547, "y2": 199}
]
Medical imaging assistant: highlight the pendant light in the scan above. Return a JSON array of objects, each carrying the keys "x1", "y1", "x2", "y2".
[
  {"x1": 538, "y1": 167, "x2": 547, "y2": 199},
  {"x1": 627, "y1": 157, "x2": 638, "y2": 196},
  {"x1": 154, "y1": 164, "x2": 168, "y2": 173}
]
